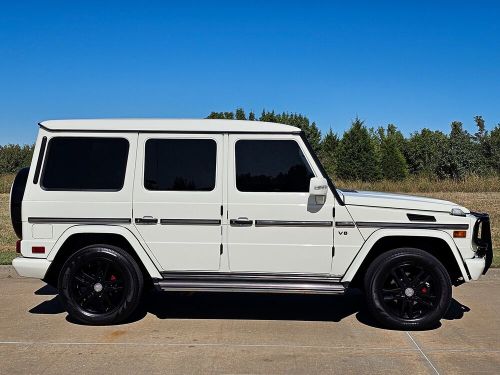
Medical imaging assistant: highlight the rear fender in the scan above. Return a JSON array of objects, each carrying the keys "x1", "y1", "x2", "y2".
[{"x1": 47, "y1": 225, "x2": 162, "y2": 279}]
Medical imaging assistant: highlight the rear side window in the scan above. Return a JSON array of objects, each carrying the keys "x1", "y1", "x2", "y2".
[
  {"x1": 145, "y1": 139, "x2": 216, "y2": 191},
  {"x1": 236, "y1": 140, "x2": 314, "y2": 192},
  {"x1": 41, "y1": 137, "x2": 129, "y2": 191}
]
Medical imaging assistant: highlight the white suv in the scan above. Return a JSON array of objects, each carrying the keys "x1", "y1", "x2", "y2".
[{"x1": 10, "y1": 119, "x2": 492, "y2": 329}]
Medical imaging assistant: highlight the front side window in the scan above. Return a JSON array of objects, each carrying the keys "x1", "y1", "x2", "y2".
[
  {"x1": 236, "y1": 139, "x2": 314, "y2": 192},
  {"x1": 145, "y1": 139, "x2": 216, "y2": 191},
  {"x1": 41, "y1": 137, "x2": 129, "y2": 191}
]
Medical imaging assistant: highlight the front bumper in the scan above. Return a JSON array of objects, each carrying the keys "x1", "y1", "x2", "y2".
[
  {"x1": 12, "y1": 257, "x2": 51, "y2": 279},
  {"x1": 464, "y1": 258, "x2": 486, "y2": 281},
  {"x1": 471, "y1": 211, "x2": 493, "y2": 275}
]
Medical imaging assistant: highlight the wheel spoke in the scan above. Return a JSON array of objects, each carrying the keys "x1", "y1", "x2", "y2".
[
  {"x1": 414, "y1": 296, "x2": 433, "y2": 308},
  {"x1": 415, "y1": 274, "x2": 431, "y2": 288},
  {"x1": 74, "y1": 274, "x2": 93, "y2": 287},
  {"x1": 390, "y1": 269, "x2": 404, "y2": 289},
  {"x1": 407, "y1": 301, "x2": 415, "y2": 318},
  {"x1": 411, "y1": 269, "x2": 425, "y2": 287},
  {"x1": 400, "y1": 299, "x2": 407, "y2": 316},
  {"x1": 399, "y1": 267, "x2": 411, "y2": 286}
]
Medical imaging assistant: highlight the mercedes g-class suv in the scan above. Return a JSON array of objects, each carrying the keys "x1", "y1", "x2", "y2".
[{"x1": 10, "y1": 119, "x2": 492, "y2": 329}]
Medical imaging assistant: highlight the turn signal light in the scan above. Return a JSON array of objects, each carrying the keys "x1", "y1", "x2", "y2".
[{"x1": 453, "y1": 230, "x2": 467, "y2": 238}]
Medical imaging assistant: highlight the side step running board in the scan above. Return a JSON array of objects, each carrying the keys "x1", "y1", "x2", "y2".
[{"x1": 154, "y1": 272, "x2": 346, "y2": 295}]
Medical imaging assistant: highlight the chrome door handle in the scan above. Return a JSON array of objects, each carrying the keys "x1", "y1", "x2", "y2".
[
  {"x1": 230, "y1": 217, "x2": 253, "y2": 226},
  {"x1": 135, "y1": 216, "x2": 158, "y2": 225}
]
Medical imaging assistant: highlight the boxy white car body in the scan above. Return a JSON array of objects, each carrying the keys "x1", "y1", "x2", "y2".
[{"x1": 12, "y1": 119, "x2": 489, "y2": 289}]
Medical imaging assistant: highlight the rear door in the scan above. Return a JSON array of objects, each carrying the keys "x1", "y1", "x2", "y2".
[
  {"x1": 133, "y1": 133, "x2": 224, "y2": 271},
  {"x1": 226, "y1": 134, "x2": 335, "y2": 274}
]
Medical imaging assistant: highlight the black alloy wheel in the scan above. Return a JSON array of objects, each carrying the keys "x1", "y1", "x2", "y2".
[
  {"x1": 58, "y1": 245, "x2": 143, "y2": 325},
  {"x1": 364, "y1": 248, "x2": 452, "y2": 330},
  {"x1": 380, "y1": 262, "x2": 439, "y2": 320}
]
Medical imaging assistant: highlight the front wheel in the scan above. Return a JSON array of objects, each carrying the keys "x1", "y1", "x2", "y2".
[
  {"x1": 58, "y1": 245, "x2": 144, "y2": 325},
  {"x1": 364, "y1": 248, "x2": 452, "y2": 330}
]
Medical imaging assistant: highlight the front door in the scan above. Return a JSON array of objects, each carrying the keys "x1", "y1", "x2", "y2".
[
  {"x1": 133, "y1": 133, "x2": 224, "y2": 271},
  {"x1": 226, "y1": 134, "x2": 335, "y2": 274}
]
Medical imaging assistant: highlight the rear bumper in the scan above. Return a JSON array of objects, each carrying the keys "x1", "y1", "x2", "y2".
[
  {"x1": 464, "y1": 258, "x2": 486, "y2": 281},
  {"x1": 12, "y1": 257, "x2": 51, "y2": 279}
]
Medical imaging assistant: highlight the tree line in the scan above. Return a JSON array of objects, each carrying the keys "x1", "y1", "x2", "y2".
[
  {"x1": 208, "y1": 109, "x2": 500, "y2": 181},
  {"x1": 1, "y1": 110, "x2": 499, "y2": 181}
]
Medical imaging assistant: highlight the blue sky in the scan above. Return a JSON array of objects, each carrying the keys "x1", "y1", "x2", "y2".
[{"x1": 1, "y1": 1, "x2": 499, "y2": 144}]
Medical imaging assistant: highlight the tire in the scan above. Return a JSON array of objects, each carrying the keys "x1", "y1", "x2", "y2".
[
  {"x1": 58, "y1": 244, "x2": 144, "y2": 325},
  {"x1": 10, "y1": 167, "x2": 29, "y2": 239},
  {"x1": 364, "y1": 248, "x2": 452, "y2": 330}
]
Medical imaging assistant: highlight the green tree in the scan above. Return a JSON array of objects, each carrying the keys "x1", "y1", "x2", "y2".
[
  {"x1": 206, "y1": 111, "x2": 234, "y2": 119},
  {"x1": 490, "y1": 124, "x2": 500, "y2": 173},
  {"x1": 336, "y1": 118, "x2": 382, "y2": 181},
  {"x1": 0, "y1": 144, "x2": 34, "y2": 174},
  {"x1": 235, "y1": 108, "x2": 246, "y2": 120},
  {"x1": 436, "y1": 121, "x2": 481, "y2": 179},
  {"x1": 405, "y1": 128, "x2": 447, "y2": 176},
  {"x1": 319, "y1": 128, "x2": 339, "y2": 178},
  {"x1": 378, "y1": 125, "x2": 408, "y2": 180},
  {"x1": 248, "y1": 111, "x2": 256, "y2": 121}
]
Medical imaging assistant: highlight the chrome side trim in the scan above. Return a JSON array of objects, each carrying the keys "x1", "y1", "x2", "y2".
[
  {"x1": 255, "y1": 220, "x2": 333, "y2": 227},
  {"x1": 156, "y1": 272, "x2": 345, "y2": 295},
  {"x1": 160, "y1": 271, "x2": 341, "y2": 282},
  {"x1": 355, "y1": 222, "x2": 469, "y2": 230},
  {"x1": 28, "y1": 217, "x2": 131, "y2": 224},
  {"x1": 155, "y1": 281, "x2": 345, "y2": 294},
  {"x1": 160, "y1": 219, "x2": 221, "y2": 225},
  {"x1": 335, "y1": 221, "x2": 356, "y2": 228}
]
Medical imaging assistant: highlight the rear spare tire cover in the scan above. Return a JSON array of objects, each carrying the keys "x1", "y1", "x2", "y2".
[{"x1": 10, "y1": 167, "x2": 29, "y2": 239}]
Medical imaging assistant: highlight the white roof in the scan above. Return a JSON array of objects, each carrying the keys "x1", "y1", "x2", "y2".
[{"x1": 39, "y1": 119, "x2": 301, "y2": 133}]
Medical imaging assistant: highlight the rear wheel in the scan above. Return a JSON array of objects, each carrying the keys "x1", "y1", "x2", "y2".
[
  {"x1": 364, "y1": 248, "x2": 452, "y2": 330},
  {"x1": 58, "y1": 245, "x2": 143, "y2": 325}
]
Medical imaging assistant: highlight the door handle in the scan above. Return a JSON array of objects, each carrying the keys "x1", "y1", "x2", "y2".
[
  {"x1": 230, "y1": 217, "x2": 253, "y2": 226},
  {"x1": 135, "y1": 216, "x2": 158, "y2": 225}
]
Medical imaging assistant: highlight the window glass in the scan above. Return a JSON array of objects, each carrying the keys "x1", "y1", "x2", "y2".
[
  {"x1": 42, "y1": 137, "x2": 129, "y2": 191},
  {"x1": 145, "y1": 139, "x2": 216, "y2": 191},
  {"x1": 236, "y1": 140, "x2": 314, "y2": 192}
]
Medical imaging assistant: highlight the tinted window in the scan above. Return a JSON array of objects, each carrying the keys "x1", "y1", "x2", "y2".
[
  {"x1": 42, "y1": 137, "x2": 129, "y2": 191},
  {"x1": 145, "y1": 139, "x2": 216, "y2": 191},
  {"x1": 236, "y1": 140, "x2": 314, "y2": 192}
]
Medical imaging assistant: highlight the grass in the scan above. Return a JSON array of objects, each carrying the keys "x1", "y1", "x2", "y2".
[
  {"x1": 0, "y1": 173, "x2": 14, "y2": 194},
  {"x1": 336, "y1": 175, "x2": 500, "y2": 193},
  {"x1": 0, "y1": 182, "x2": 498, "y2": 267},
  {"x1": 1, "y1": 193, "x2": 17, "y2": 264}
]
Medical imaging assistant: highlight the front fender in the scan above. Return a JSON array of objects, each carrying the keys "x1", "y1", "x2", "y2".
[
  {"x1": 46, "y1": 225, "x2": 162, "y2": 279},
  {"x1": 341, "y1": 228, "x2": 469, "y2": 283}
]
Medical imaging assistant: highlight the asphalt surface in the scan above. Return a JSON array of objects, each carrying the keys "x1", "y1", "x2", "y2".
[{"x1": 0, "y1": 266, "x2": 499, "y2": 374}]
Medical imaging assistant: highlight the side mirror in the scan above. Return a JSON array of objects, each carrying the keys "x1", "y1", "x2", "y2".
[{"x1": 309, "y1": 177, "x2": 328, "y2": 204}]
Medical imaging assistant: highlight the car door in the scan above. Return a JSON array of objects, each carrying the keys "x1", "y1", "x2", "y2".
[
  {"x1": 226, "y1": 134, "x2": 335, "y2": 274},
  {"x1": 133, "y1": 133, "x2": 224, "y2": 271}
]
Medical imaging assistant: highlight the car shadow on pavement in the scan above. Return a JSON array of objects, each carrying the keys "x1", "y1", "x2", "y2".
[
  {"x1": 144, "y1": 289, "x2": 364, "y2": 322},
  {"x1": 355, "y1": 298, "x2": 471, "y2": 330},
  {"x1": 28, "y1": 285, "x2": 470, "y2": 329}
]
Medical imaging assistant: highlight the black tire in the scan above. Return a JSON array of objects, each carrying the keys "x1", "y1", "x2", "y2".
[
  {"x1": 364, "y1": 248, "x2": 452, "y2": 330},
  {"x1": 58, "y1": 244, "x2": 144, "y2": 325}
]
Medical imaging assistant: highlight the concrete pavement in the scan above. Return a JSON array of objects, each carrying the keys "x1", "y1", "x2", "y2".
[{"x1": 0, "y1": 266, "x2": 499, "y2": 374}]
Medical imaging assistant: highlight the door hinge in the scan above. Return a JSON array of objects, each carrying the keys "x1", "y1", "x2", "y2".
[
  {"x1": 220, "y1": 205, "x2": 223, "y2": 216},
  {"x1": 332, "y1": 207, "x2": 335, "y2": 217},
  {"x1": 220, "y1": 243, "x2": 223, "y2": 255},
  {"x1": 332, "y1": 246, "x2": 335, "y2": 257}
]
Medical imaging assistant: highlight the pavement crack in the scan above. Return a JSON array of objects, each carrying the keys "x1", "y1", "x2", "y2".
[{"x1": 406, "y1": 331, "x2": 440, "y2": 375}]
